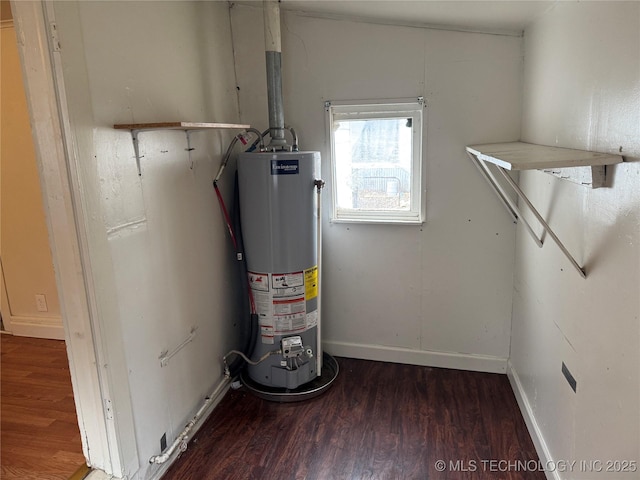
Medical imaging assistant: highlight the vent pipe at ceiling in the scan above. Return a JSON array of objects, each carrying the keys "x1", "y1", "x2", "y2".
[{"x1": 263, "y1": 0, "x2": 287, "y2": 148}]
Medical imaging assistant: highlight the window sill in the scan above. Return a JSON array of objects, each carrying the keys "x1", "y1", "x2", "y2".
[{"x1": 330, "y1": 216, "x2": 424, "y2": 226}]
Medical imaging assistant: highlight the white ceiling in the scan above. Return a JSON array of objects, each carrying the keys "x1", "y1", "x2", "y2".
[{"x1": 278, "y1": 1, "x2": 557, "y2": 34}]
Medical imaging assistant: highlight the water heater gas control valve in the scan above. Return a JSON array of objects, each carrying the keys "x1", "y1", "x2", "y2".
[{"x1": 281, "y1": 336, "x2": 304, "y2": 358}]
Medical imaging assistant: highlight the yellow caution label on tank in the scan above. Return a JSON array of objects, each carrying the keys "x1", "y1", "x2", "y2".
[{"x1": 304, "y1": 266, "x2": 318, "y2": 300}]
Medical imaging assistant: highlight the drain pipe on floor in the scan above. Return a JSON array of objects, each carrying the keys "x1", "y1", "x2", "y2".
[{"x1": 149, "y1": 378, "x2": 229, "y2": 464}]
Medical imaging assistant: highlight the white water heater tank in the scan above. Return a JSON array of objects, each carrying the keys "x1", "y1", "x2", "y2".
[{"x1": 238, "y1": 150, "x2": 321, "y2": 389}]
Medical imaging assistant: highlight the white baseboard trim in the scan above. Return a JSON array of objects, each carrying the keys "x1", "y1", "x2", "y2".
[
  {"x1": 6, "y1": 315, "x2": 65, "y2": 340},
  {"x1": 507, "y1": 361, "x2": 559, "y2": 480},
  {"x1": 323, "y1": 340, "x2": 508, "y2": 373}
]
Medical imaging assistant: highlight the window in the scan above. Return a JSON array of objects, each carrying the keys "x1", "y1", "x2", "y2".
[{"x1": 326, "y1": 98, "x2": 424, "y2": 224}]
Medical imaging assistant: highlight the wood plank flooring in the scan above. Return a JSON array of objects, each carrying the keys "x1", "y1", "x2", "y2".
[
  {"x1": 164, "y1": 357, "x2": 544, "y2": 480},
  {"x1": 1, "y1": 334, "x2": 86, "y2": 480}
]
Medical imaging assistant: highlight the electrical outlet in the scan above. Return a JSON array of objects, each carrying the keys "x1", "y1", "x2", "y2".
[{"x1": 35, "y1": 294, "x2": 48, "y2": 312}]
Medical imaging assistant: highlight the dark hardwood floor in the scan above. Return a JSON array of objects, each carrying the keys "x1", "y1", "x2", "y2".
[
  {"x1": 1, "y1": 334, "x2": 86, "y2": 480},
  {"x1": 164, "y1": 357, "x2": 544, "y2": 480}
]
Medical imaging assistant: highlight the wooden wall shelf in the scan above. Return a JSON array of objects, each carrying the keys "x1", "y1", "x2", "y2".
[{"x1": 113, "y1": 121, "x2": 250, "y2": 132}]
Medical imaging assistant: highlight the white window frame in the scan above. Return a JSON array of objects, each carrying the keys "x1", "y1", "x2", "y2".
[{"x1": 326, "y1": 98, "x2": 424, "y2": 224}]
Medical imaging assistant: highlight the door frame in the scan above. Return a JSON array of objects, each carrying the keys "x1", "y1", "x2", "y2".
[
  {"x1": 11, "y1": 1, "x2": 124, "y2": 475},
  {"x1": 1, "y1": 19, "x2": 65, "y2": 340}
]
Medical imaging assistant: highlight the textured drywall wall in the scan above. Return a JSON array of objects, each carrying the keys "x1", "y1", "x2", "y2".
[
  {"x1": 51, "y1": 1, "x2": 243, "y2": 477},
  {"x1": 231, "y1": 4, "x2": 523, "y2": 372},
  {"x1": 512, "y1": 2, "x2": 640, "y2": 477}
]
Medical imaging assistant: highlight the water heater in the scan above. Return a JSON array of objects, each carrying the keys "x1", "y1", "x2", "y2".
[
  {"x1": 218, "y1": 1, "x2": 337, "y2": 399},
  {"x1": 238, "y1": 151, "x2": 321, "y2": 389}
]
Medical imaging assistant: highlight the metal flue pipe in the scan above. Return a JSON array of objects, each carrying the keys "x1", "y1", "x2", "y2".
[{"x1": 263, "y1": 0, "x2": 287, "y2": 148}]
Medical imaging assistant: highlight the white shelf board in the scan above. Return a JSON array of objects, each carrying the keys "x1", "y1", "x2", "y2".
[{"x1": 465, "y1": 142, "x2": 622, "y2": 171}]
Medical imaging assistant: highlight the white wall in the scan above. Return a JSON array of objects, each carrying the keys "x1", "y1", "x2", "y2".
[
  {"x1": 511, "y1": 2, "x2": 640, "y2": 478},
  {"x1": 231, "y1": 5, "x2": 523, "y2": 372},
  {"x1": 1, "y1": 22, "x2": 62, "y2": 339},
  {"x1": 51, "y1": 2, "x2": 243, "y2": 478}
]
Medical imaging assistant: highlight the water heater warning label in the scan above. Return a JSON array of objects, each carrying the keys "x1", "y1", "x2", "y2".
[
  {"x1": 249, "y1": 268, "x2": 317, "y2": 344},
  {"x1": 270, "y1": 159, "x2": 299, "y2": 175},
  {"x1": 304, "y1": 266, "x2": 318, "y2": 300},
  {"x1": 248, "y1": 273, "x2": 269, "y2": 292},
  {"x1": 272, "y1": 272, "x2": 303, "y2": 290}
]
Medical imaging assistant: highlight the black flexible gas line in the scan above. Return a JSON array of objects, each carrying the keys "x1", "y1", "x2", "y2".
[{"x1": 230, "y1": 171, "x2": 259, "y2": 374}]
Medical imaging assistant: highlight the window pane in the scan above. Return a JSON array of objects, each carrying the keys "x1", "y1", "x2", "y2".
[{"x1": 334, "y1": 118, "x2": 413, "y2": 212}]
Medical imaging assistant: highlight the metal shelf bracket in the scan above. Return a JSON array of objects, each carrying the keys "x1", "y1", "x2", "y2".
[
  {"x1": 131, "y1": 129, "x2": 143, "y2": 176},
  {"x1": 127, "y1": 129, "x2": 196, "y2": 176},
  {"x1": 114, "y1": 122, "x2": 251, "y2": 176},
  {"x1": 466, "y1": 149, "x2": 587, "y2": 279},
  {"x1": 185, "y1": 130, "x2": 195, "y2": 170}
]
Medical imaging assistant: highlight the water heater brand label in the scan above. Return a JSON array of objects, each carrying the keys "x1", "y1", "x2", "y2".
[{"x1": 270, "y1": 159, "x2": 299, "y2": 175}]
